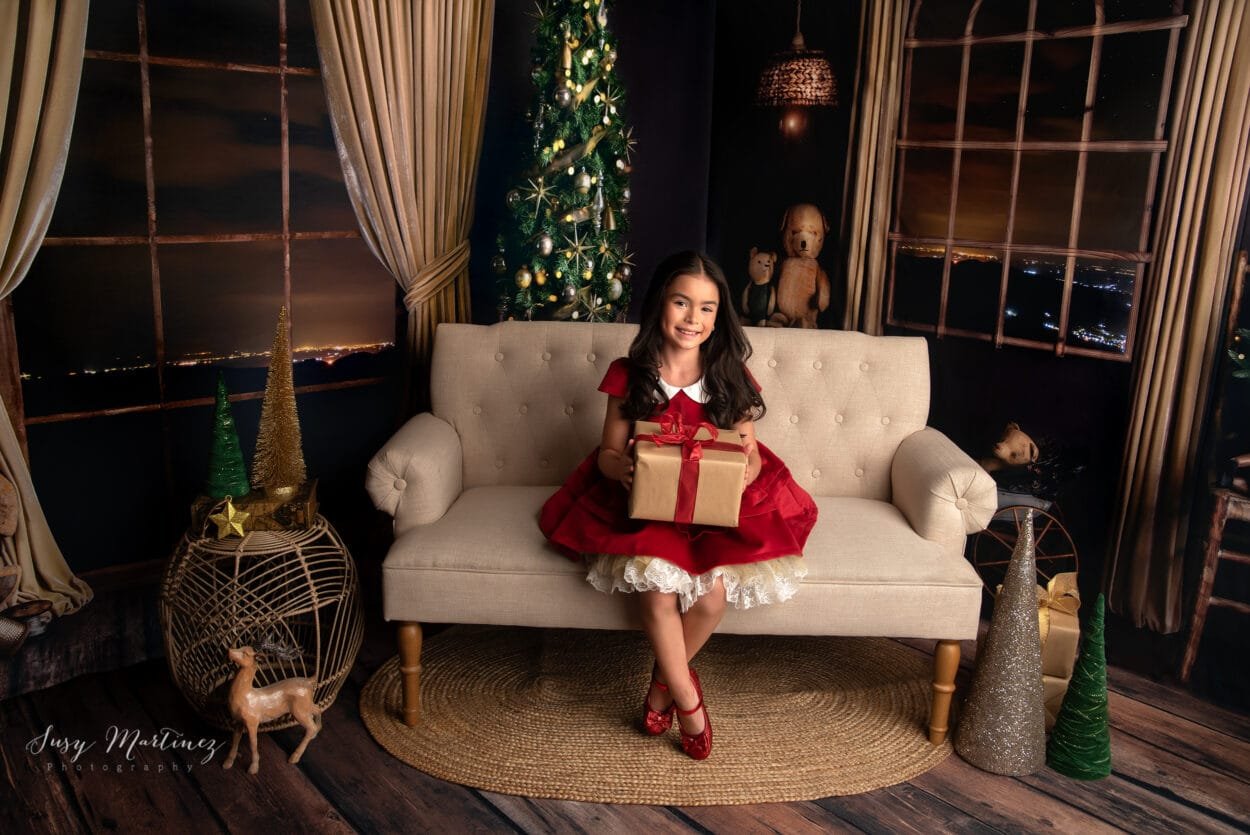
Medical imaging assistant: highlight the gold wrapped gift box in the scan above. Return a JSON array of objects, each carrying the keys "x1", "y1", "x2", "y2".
[
  {"x1": 1038, "y1": 572, "x2": 1081, "y2": 729},
  {"x1": 629, "y1": 418, "x2": 746, "y2": 527}
]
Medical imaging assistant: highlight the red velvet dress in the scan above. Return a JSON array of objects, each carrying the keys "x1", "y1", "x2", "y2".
[{"x1": 539, "y1": 358, "x2": 819, "y2": 610}]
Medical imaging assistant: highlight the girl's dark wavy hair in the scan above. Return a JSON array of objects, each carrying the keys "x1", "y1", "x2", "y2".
[{"x1": 622, "y1": 251, "x2": 765, "y2": 428}]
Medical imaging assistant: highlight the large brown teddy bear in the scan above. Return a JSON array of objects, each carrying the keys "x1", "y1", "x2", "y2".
[
  {"x1": 979, "y1": 422, "x2": 1039, "y2": 472},
  {"x1": 769, "y1": 203, "x2": 831, "y2": 329}
]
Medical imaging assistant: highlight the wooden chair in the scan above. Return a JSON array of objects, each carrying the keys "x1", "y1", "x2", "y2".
[{"x1": 1179, "y1": 487, "x2": 1250, "y2": 682}]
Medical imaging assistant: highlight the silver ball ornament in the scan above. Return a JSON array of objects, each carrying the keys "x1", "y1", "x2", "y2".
[
  {"x1": 491, "y1": 254, "x2": 507, "y2": 274},
  {"x1": 561, "y1": 284, "x2": 576, "y2": 303},
  {"x1": 554, "y1": 86, "x2": 573, "y2": 108},
  {"x1": 620, "y1": 265, "x2": 632, "y2": 280},
  {"x1": 506, "y1": 189, "x2": 521, "y2": 208},
  {"x1": 608, "y1": 277, "x2": 623, "y2": 300},
  {"x1": 621, "y1": 186, "x2": 631, "y2": 203},
  {"x1": 536, "y1": 234, "x2": 554, "y2": 256}
]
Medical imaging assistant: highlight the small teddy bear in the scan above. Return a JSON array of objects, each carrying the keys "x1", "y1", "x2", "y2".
[
  {"x1": 740, "y1": 247, "x2": 777, "y2": 327},
  {"x1": 980, "y1": 421, "x2": 1039, "y2": 472}
]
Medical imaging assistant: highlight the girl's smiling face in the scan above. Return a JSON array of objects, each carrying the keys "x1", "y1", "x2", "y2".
[{"x1": 661, "y1": 272, "x2": 719, "y2": 350}]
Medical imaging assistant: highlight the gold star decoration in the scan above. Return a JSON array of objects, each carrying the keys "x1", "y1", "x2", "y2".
[
  {"x1": 621, "y1": 125, "x2": 637, "y2": 166},
  {"x1": 528, "y1": 0, "x2": 551, "y2": 23},
  {"x1": 209, "y1": 497, "x2": 249, "y2": 539},
  {"x1": 562, "y1": 226, "x2": 592, "y2": 275},
  {"x1": 597, "y1": 79, "x2": 621, "y2": 121},
  {"x1": 520, "y1": 177, "x2": 553, "y2": 220},
  {"x1": 620, "y1": 245, "x2": 637, "y2": 272}
]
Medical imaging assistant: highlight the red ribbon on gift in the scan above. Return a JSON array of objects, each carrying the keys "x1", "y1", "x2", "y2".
[{"x1": 635, "y1": 414, "x2": 746, "y2": 524}]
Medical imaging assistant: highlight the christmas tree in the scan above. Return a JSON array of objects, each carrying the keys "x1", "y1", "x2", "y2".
[
  {"x1": 1047, "y1": 593, "x2": 1112, "y2": 780},
  {"x1": 204, "y1": 372, "x2": 250, "y2": 499},
  {"x1": 252, "y1": 306, "x2": 307, "y2": 496},
  {"x1": 494, "y1": 0, "x2": 635, "y2": 322},
  {"x1": 954, "y1": 510, "x2": 1047, "y2": 775}
]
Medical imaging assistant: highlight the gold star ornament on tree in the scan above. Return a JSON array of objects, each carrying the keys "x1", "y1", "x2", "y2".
[{"x1": 209, "y1": 497, "x2": 249, "y2": 539}]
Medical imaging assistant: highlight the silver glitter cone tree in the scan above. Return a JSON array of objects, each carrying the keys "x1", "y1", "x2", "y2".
[{"x1": 955, "y1": 510, "x2": 1047, "y2": 774}]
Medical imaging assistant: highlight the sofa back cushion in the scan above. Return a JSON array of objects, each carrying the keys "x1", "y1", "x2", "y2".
[{"x1": 430, "y1": 322, "x2": 929, "y2": 500}]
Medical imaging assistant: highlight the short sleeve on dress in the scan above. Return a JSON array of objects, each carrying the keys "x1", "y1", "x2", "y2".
[{"x1": 598, "y1": 357, "x2": 630, "y2": 397}]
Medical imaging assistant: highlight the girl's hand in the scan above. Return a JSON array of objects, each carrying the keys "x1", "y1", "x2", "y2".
[
  {"x1": 619, "y1": 440, "x2": 636, "y2": 489},
  {"x1": 600, "y1": 439, "x2": 636, "y2": 488},
  {"x1": 742, "y1": 439, "x2": 760, "y2": 487}
]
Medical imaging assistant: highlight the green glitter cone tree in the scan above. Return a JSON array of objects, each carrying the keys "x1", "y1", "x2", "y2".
[
  {"x1": 204, "y1": 372, "x2": 250, "y2": 499},
  {"x1": 493, "y1": 0, "x2": 634, "y2": 322},
  {"x1": 954, "y1": 510, "x2": 1047, "y2": 774},
  {"x1": 1047, "y1": 593, "x2": 1112, "y2": 780}
]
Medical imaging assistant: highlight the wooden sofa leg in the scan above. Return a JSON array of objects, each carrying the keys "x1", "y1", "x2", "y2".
[
  {"x1": 397, "y1": 622, "x2": 423, "y2": 727},
  {"x1": 929, "y1": 639, "x2": 960, "y2": 745}
]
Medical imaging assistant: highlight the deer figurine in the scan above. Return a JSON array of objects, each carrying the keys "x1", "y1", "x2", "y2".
[{"x1": 222, "y1": 643, "x2": 321, "y2": 774}]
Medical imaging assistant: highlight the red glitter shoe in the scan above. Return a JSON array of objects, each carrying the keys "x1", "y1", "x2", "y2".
[
  {"x1": 676, "y1": 695, "x2": 712, "y2": 760},
  {"x1": 642, "y1": 672, "x2": 675, "y2": 735}
]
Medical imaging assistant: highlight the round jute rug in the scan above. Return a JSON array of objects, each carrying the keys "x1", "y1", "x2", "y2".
[{"x1": 359, "y1": 625, "x2": 951, "y2": 805}]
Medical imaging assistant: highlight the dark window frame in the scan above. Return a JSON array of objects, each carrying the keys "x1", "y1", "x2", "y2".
[
  {"x1": 887, "y1": 1, "x2": 1188, "y2": 360},
  {"x1": 7, "y1": 0, "x2": 386, "y2": 437}
]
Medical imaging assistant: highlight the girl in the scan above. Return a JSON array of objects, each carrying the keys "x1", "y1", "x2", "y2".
[{"x1": 539, "y1": 251, "x2": 818, "y2": 760}]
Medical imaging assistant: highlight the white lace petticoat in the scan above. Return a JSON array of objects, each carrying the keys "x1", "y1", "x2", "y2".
[{"x1": 583, "y1": 554, "x2": 807, "y2": 613}]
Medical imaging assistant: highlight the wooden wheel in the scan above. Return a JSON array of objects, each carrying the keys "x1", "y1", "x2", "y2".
[{"x1": 970, "y1": 505, "x2": 1078, "y2": 597}]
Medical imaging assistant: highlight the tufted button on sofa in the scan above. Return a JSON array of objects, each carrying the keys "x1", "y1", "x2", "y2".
[{"x1": 366, "y1": 321, "x2": 997, "y2": 742}]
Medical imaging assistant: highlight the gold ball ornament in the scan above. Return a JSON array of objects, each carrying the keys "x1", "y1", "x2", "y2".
[
  {"x1": 515, "y1": 266, "x2": 534, "y2": 289},
  {"x1": 583, "y1": 268, "x2": 593, "y2": 280},
  {"x1": 535, "y1": 269, "x2": 548, "y2": 286},
  {"x1": 208, "y1": 497, "x2": 249, "y2": 539}
]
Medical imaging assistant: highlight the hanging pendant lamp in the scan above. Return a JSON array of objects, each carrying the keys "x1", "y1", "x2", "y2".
[{"x1": 756, "y1": 0, "x2": 837, "y2": 137}]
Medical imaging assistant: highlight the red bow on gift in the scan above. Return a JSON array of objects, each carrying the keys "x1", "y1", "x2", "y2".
[
  {"x1": 636, "y1": 414, "x2": 721, "y2": 460},
  {"x1": 635, "y1": 414, "x2": 745, "y2": 524}
]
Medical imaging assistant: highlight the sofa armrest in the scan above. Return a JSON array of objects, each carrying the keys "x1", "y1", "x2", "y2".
[
  {"x1": 366, "y1": 412, "x2": 463, "y2": 533},
  {"x1": 891, "y1": 427, "x2": 997, "y2": 543}
]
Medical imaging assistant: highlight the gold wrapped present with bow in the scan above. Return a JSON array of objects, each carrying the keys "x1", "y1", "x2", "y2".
[{"x1": 1038, "y1": 572, "x2": 1081, "y2": 728}]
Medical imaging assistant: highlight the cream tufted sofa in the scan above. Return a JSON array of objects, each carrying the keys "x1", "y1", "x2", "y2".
[{"x1": 366, "y1": 321, "x2": 997, "y2": 743}]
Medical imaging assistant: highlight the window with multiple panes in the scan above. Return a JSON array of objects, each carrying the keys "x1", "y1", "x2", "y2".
[
  {"x1": 7, "y1": 0, "x2": 397, "y2": 571},
  {"x1": 888, "y1": 0, "x2": 1188, "y2": 360}
]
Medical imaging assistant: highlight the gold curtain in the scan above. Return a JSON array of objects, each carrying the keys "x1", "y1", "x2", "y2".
[
  {"x1": 0, "y1": 0, "x2": 92, "y2": 615},
  {"x1": 840, "y1": 0, "x2": 907, "y2": 333},
  {"x1": 1107, "y1": 0, "x2": 1250, "y2": 633},
  {"x1": 310, "y1": 0, "x2": 494, "y2": 400}
]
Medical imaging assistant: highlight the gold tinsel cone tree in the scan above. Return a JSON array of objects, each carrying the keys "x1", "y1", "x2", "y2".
[
  {"x1": 252, "y1": 306, "x2": 306, "y2": 494},
  {"x1": 1046, "y1": 593, "x2": 1112, "y2": 780},
  {"x1": 954, "y1": 510, "x2": 1047, "y2": 775}
]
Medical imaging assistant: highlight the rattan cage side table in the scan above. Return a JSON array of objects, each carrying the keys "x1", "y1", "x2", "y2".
[{"x1": 159, "y1": 514, "x2": 363, "y2": 731}]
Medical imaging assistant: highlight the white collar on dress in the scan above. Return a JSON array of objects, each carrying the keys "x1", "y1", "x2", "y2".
[{"x1": 658, "y1": 376, "x2": 707, "y2": 403}]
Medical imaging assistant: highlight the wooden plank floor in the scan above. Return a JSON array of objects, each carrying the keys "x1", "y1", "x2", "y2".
[{"x1": 3, "y1": 615, "x2": 1249, "y2": 834}]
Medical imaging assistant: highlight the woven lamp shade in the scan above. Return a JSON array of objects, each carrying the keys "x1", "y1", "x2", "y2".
[
  {"x1": 756, "y1": 45, "x2": 838, "y2": 108},
  {"x1": 159, "y1": 515, "x2": 363, "y2": 732}
]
